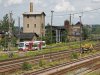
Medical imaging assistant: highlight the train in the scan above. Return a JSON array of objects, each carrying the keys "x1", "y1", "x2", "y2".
[{"x1": 18, "y1": 41, "x2": 46, "y2": 51}]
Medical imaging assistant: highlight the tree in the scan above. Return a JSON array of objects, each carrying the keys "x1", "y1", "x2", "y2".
[
  {"x1": 44, "y1": 23, "x2": 52, "y2": 44},
  {"x1": 62, "y1": 29, "x2": 68, "y2": 42},
  {"x1": 82, "y1": 25, "x2": 91, "y2": 40},
  {"x1": 0, "y1": 14, "x2": 15, "y2": 48},
  {"x1": 0, "y1": 14, "x2": 9, "y2": 32}
]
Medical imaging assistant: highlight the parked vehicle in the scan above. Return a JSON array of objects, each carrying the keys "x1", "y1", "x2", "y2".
[
  {"x1": 18, "y1": 41, "x2": 46, "y2": 51},
  {"x1": 81, "y1": 43, "x2": 94, "y2": 53}
]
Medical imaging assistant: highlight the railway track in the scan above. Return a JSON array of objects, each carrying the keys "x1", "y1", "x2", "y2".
[
  {"x1": 0, "y1": 44, "x2": 99, "y2": 74},
  {"x1": 72, "y1": 62, "x2": 100, "y2": 75},
  {"x1": 0, "y1": 48, "x2": 79, "y2": 65},
  {"x1": 81, "y1": 63, "x2": 100, "y2": 75},
  {"x1": 75, "y1": 62, "x2": 100, "y2": 75},
  {"x1": 24, "y1": 53, "x2": 100, "y2": 75},
  {"x1": 0, "y1": 46, "x2": 80, "y2": 74}
]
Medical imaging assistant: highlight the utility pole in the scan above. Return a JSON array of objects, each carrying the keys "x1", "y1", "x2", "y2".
[
  {"x1": 8, "y1": 12, "x2": 13, "y2": 51},
  {"x1": 51, "y1": 10, "x2": 54, "y2": 44},
  {"x1": 18, "y1": 17, "x2": 20, "y2": 42},
  {"x1": 68, "y1": 14, "x2": 72, "y2": 47},
  {"x1": 50, "y1": 11, "x2": 54, "y2": 62},
  {"x1": 69, "y1": 14, "x2": 72, "y2": 42},
  {"x1": 79, "y1": 16, "x2": 83, "y2": 53},
  {"x1": 69, "y1": 14, "x2": 72, "y2": 25},
  {"x1": 18, "y1": 17, "x2": 20, "y2": 35}
]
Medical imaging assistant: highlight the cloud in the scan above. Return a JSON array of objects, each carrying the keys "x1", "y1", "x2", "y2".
[
  {"x1": 30, "y1": 0, "x2": 43, "y2": 4},
  {"x1": 89, "y1": 15, "x2": 94, "y2": 19},
  {"x1": 0, "y1": 0, "x2": 2, "y2": 3},
  {"x1": 4, "y1": 0, "x2": 24, "y2": 7},
  {"x1": 84, "y1": 7, "x2": 93, "y2": 11},
  {"x1": 92, "y1": 0, "x2": 100, "y2": 2},
  {"x1": 54, "y1": 0, "x2": 75, "y2": 12}
]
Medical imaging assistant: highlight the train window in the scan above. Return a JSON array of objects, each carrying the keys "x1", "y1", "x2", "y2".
[
  {"x1": 18, "y1": 43, "x2": 24, "y2": 47},
  {"x1": 43, "y1": 42, "x2": 46, "y2": 46},
  {"x1": 33, "y1": 44, "x2": 37, "y2": 47}
]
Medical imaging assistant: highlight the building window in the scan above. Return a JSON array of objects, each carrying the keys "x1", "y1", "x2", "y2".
[
  {"x1": 41, "y1": 24, "x2": 44, "y2": 29},
  {"x1": 34, "y1": 24, "x2": 36, "y2": 28},
  {"x1": 27, "y1": 24, "x2": 29, "y2": 28},
  {"x1": 34, "y1": 15, "x2": 36, "y2": 19},
  {"x1": 27, "y1": 15, "x2": 29, "y2": 18}
]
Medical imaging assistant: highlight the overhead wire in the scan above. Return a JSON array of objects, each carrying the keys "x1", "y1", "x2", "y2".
[{"x1": 46, "y1": 7, "x2": 100, "y2": 17}]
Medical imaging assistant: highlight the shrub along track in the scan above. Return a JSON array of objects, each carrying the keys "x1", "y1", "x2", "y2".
[{"x1": 0, "y1": 44, "x2": 100, "y2": 74}]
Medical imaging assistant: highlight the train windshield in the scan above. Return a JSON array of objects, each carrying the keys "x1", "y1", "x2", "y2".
[{"x1": 18, "y1": 43, "x2": 24, "y2": 47}]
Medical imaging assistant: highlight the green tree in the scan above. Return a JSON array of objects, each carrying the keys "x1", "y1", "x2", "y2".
[
  {"x1": 92, "y1": 27, "x2": 100, "y2": 34},
  {"x1": 0, "y1": 14, "x2": 9, "y2": 32},
  {"x1": 82, "y1": 26, "x2": 91, "y2": 40},
  {"x1": 45, "y1": 23, "x2": 52, "y2": 44},
  {"x1": 63, "y1": 29, "x2": 68, "y2": 42},
  {"x1": 0, "y1": 14, "x2": 15, "y2": 48}
]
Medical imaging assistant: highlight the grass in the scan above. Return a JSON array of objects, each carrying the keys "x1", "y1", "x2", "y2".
[
  {"x1": 10, "y1": 48, "x2": 100, "y2": 75},
  {"x1": 0, "y1": 41, "x2": 98, "y2": 61},
  {"x1": 0, "y1": 52, "x2": 19, "y2": 61},
  {"x1": 85, "y1": 69, "x2": 100, "y2": 75}
]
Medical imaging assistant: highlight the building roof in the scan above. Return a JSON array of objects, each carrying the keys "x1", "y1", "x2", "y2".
[
  {"x1": 53, "y1": 26, "x2": 65, "y2": 30},
  {"x1": 45, "y1": 25, "x2": 65, "y2": 30},
  {"x1": 23, "y1": 12, "x2": 46, "y2": 16},
  {"x1": 15, "y1": 33, "x2": 39, "y2": 39},
  {"x1": 75, "y1": 21, "x2": 83, "y2": 26}
]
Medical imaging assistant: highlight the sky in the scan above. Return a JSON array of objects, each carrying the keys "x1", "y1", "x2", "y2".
[{"x1": 0, "y1": 0, "x2": 100, "y2": 26}]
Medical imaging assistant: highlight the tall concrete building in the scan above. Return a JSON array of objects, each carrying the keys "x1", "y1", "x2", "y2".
[{"x1": 23, "y1": 2, "x2": 46, "y2": 37}]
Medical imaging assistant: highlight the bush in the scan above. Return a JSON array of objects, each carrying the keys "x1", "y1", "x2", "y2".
[
  {"x1": 22, "y1": 62, "x2": 32, "y2": 70},
  {"x1": 39, "y1": 59, "x2": 46, "y2": 67},
  {"x1": 71, "y1": 52, "x2": 78, "y2": 59}
]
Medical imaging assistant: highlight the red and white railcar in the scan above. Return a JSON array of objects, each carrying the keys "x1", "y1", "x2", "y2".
[{"x1": 18, "y1": 41, "x2": 46, "y2": 51}]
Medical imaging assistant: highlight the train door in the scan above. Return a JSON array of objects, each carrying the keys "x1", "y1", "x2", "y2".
[{"x1": 28, "y1": 42, "x2": 33, "y2": 50}]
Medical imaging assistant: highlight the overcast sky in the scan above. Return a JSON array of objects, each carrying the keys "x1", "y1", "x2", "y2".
[{"x1": 0, "y1": 0, "x2": 100, "y2": 26}]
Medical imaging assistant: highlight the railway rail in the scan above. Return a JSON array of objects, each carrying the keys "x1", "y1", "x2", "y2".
[
  {"x1": 0, "y1": 44, "x2": 99, "y2": 74},
  {"x1": 81, "y1": 62, "x2": 100, "y2": 75},
  {"x1": 0, "y1": 47, "x2": 79, "y2": 74},
  {"x1": 26, "y1": 53, "x2": 100, "y2": 75},
  {"x1": 0, "y1": 49, "x2": 79, "y2": 74},
  {"x1": 74, "y1": 62, "x2": 100, "y2": 75}
]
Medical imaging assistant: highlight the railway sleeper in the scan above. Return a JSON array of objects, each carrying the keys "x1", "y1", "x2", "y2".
[{"x1": 0, "y1": 64, "x2": 21, "y2": 74}]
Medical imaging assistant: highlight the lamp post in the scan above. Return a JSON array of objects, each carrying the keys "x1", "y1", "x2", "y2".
[
  {"x1": 49, "y1": 10, "x2": 54, "y2": 62},
  {"x1": 51, "y1": 10, "x2": 54, "y2": 44}
]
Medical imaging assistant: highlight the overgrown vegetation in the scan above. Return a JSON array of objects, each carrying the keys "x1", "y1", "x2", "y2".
[
  {"x1": 0, "y1": 14, "x2": 17, "y2": 50},
  {"x1": 22, "y1": 62, "x2": 32, "y2": 71},
  {"x1": 10, "y1": 48, "x2": 100, "y2": 75},
  {"x1": 38, "y1": 59, "x2": 46, "y2": 67},
  {"x1": 0, "y1": 41, "x2": 98, "y2": 61},
  {"x1": 71, "y1": 52, "x2": 78, "y2": 59},
  {"x1": 85, "y1": 70, "x2": 100, "y2": 75}
]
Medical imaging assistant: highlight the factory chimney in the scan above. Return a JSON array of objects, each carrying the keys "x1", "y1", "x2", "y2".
[{"x1": 30, "y1": 2, "x2": 33, "y2": 12}]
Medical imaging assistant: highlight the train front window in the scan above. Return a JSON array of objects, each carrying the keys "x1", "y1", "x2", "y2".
[{"x1": 19, "y1": 43, "x2": 24, "y2": 47}]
